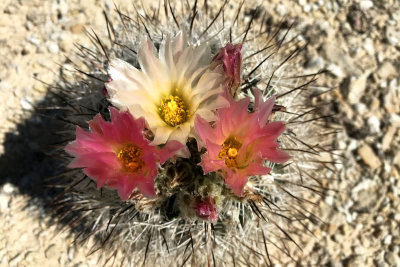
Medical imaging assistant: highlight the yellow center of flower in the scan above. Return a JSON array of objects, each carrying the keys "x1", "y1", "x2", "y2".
[
  {"x1": 159, "y1": 95, "x2": 190, "y2": 127},
  {"x1": 117, "y1": 144, "x2": 144, "y2": 173},
  {"x1": 218, "y1": 137, "x2": 242, "y2": 168}
]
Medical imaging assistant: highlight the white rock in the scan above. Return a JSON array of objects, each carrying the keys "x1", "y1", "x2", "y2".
[
  {"x1": 363, "y1": 38, "x2": 375, "y2": 55},
  {"x1": 360, "y1": 0, "x2": 373, "y2": 10},
  {"x1": 327, "y1": 63, "x2": 344, "y2": 77},
  {"x1": 47, "y1": 41, "x2": 59, "y2": 54},
  {"x1": 0, "y1": 194, "x2": 10, "y2": 212},
  {"x1": 276, "y1": 4, "x2": 286, "y2": 16},
  {"x1": 2, "y1": 183, "x2": 15, "y2": 194},
  {"x1": 299, "y1": 0, "x2": 307, "y2": 6},
  {"x1": 347, "y1": 74, "x2": 368, "y2": 104},
  {"x1": 384, "y1": 235, "x2": 393, "y2": 245},
  {"x1": 20, "y1": 98, "x2": 33, "y2": 110},
  {"x1": 390, "y1": 114, "x2": 400, "y2": 127},
  {"x1": 357, "y1": 144, "x2": 382, "y2": 169},
  {"x1": 367, "y1": 116, "x2": 381, "y2": 133}
]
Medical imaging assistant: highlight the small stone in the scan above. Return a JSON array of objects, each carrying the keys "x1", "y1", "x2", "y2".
[
  {"x1": 305, "y1": 56, "x2": 325, "y2": 70},
  {"x1": 384, "y1": 83, "x2": 400, "y2": 114},
  {"x1": 2, "y1": 183, "x2": 15, "y2": 194},
  {"x1": 20, "y1": 98, "x2": 33, "y2": 111},
  {"x1": 359, "y1": 0, "x2": 373, "y2": 10},
  {"x1": 386, "y1": 26, "x2": 400, "y2": 47},
  {"x1": 383, "y1": 235, "x2": 393, "y2": 245},
  {"x1": 45, "y1": 244, "x2": 57, "y2": 258},
  {"x1": 47, "y1": 42, "x2": 59, "y2": 54},
  {"x1": 394, "y1": 152, "x2": 400, "y2": 168},
  {"x1": 384, "y1": 252, "x2": 399, "y2": 266},
  {"x1": 327, "y1": 63, "x2": 344, "y2": 77},
  {"x1": 0, "y1": 194, "x2": 10, "y2": 212},
  {"x1": 377, "y1": 62, "x2": 396, "y2": 80},
  {"x1": 346, "y1": 74, "x2": 368, "y2": 104},
  {"x1": 347, "y1": 5, "x2": 368, "y2": 33},
  {"x1": 382, "y1": 126, "x2": 396, "y2": 151},
  {"x1": 375, "y1": 215, "x2": 384, "y2": 224},
  {"x1": 70, "y1": 24, "x2": 85, "y2": 34},
  {"x1": 8, "y1": 253, "x2": 22, "y2": 267},
  {"x1": 344, "y1": 255, "x2": 365, "y2": 267},
  {"x1": 363, "y1": 38, "x2": 374, "y2": 55},
  {"x1": 276, "y1": 4, "x2": 286, "y2": 16},
  {"x1": 358, "y1": 144, "x2": 382, "y2": 169},
  {"x1": 351, "y1": 178, "x2": 380, "y2": 212},
  {"x1": 367, "y1": 116, "x2": 380, "y2": 134}
]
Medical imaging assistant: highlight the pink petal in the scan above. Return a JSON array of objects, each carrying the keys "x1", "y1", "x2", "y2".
[
  {"x1": 136, "y1": 177, "x2": 156, "y2": 198},
  {"x1": 68, "y1": 152, "x2": 119, "y2": 169},
  {"x1": 194, "y1": 115, "x2": 216, "y2": 144},
  {"x1": 88, "y1": 114, "x2": 104, "y2": 134},
  {"x1": 200, "y1": 157, "x2": 225, "y2": 175},
  {"x1": 246, "y1": 162, "x2": 271, "y2": 176},
  {"x1": 263, "y1": 148, "x2": 291, "y2": 163},
  {"x1": 260, "y1": 121, "x2": 286, "y2": 138},
  {"x1": 257, "y1": 95, "x2": 275, "y2": 126},
  {"x1": 113, "y1": 174, "x2": 136, "y2": 201},
  {"x1": 224, "y1": 170, "x2": 248, "y2": 196},
  {"x1": 158, "y1": 140, "x2": 185, "y2": 164}
]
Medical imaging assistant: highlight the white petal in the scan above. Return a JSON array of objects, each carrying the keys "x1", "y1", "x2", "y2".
[
  {"x1": 106, "y1": 80, "x2": 152, "y2": 106},
  {"x1": 109, "y1": 58, "x2": 149, "y2": 88},
  {"x1": 151, "y1": 125, "x2": 173, "y2": 145},
  {"x1": 138, "y1": 38, "x2": 167, "y2": 83},
  {"x1": 168, "y1": 123, "x2": 191, "y2": 144}
]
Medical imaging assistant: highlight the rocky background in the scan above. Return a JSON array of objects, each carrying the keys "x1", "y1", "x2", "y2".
[{"x1": 0, "y1": 0, "x2": 399, "y2": 266}]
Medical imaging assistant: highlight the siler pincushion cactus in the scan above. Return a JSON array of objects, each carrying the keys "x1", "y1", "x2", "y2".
[{"x1": 49, "y1": 1, "x2": 337, "y2": 266}]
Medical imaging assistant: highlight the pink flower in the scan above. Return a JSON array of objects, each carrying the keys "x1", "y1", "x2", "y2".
[
  {"x1": 65, "y1": 107, "x2": 184, "y2": 200},
  {"x1": 213, "y1": 43, "x2": 242, "y2": 93},
  {"x1": 195, "y1": 89, "x2": 290, "y2": 196},
  {"x1": 193, "y1": 197, "x2": 218, "y2": 222}
]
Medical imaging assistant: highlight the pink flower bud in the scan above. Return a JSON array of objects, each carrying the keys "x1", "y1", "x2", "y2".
[
  {"x1": 193, "y1": 197, "x2": 218, "y2": 222},
  {"x1": 213, "y1": 43, "x2": 242, "y2": 94}
]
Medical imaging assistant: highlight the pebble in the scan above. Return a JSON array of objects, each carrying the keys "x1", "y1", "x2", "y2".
[
  {"x1": 382, "y1": 126, "x2": 396, "y2": 151},
  {"x1": 359, "y1": 0, "x2": 373, "y2": 10},
  {"x1": 276, "y1": 4, "x2": 286, "y2": 16},
  {"x1": 0, "y1": 194, "x2": 10, "y2": 212},
  {"x1": 384, "y1": 252, "x2": 399, "y2": 266},
  {"x1": 70, "y1": 23, "x2": 85, "y2": 34},
  {"x1": 327, "y1": 63, "x2": 344, "y2": 77},
  {"x1": 377, "y1": 62, "x2": 396, "y2": 80},
  {"x1": 47, "y1": 41, "x2": 59, "y2": 54},
  {"x1": 20, "y1": 98, "x2": 33, "y2": 111},
  {"x1": 367, "y1": 116, "x2": 380, "y2": 134},
  {"x1": 357, "y1": 144, "x2": 382, "y2": 169},
  {"x1": 383, "y1": 234, "x2": 393, "y2": 245},
  {"x1": 386, "y1": 26, "x2": 400, "y2": 47},
  {"x1": 3, "y1": 183, "x2": 15, "y2": 194},
  {"x1": 346, "y1": 74, "x2": 367, "y2": 104},
  {"x1": 8, "y1": 253, "x2": 22, "y2": 267}
]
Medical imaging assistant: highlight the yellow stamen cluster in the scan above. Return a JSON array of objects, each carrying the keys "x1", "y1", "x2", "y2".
[
  {"x1": 159, "y1": 95, "x2": 190, "y2": 127},
  {"x1": 117, "y1": 144, "x2": 144, "y2": 173},
  {"x1": 218, "y1": 137, "x2": 242, "y2": 168}
]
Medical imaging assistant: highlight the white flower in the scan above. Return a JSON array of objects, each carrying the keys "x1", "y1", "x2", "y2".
[{"x1": 106, "y1": 32, "x2": 228, "y2": 145}]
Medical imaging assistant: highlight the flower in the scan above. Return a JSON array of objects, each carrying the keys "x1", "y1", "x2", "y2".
[
  {"x1": 195, "y1": 89, "x2": 291, "y2": 196},
  {"x1": 212, "y1": 43, "x2": 242, "y2": 95},
  {"x1": 64, "y1": 107, "x2": 184, "y2": 200},
  {"x1": 105, "y1": 32, "x2": 228, "y2": 146},
  {"x1": 193, "y1": 197, "x2": 218, "y2": 222}
]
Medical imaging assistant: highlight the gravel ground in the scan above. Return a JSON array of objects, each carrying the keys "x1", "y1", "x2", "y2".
[{"x1": 0, "y1": 0, "x2": 399, "y2": 266}]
